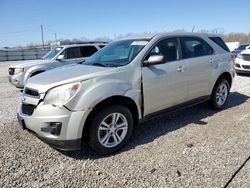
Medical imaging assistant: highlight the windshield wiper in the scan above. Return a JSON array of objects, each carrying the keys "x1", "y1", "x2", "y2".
[
  {"x1": 85, "y1": 62, "x2": 118, "y2": 67},
  {"x1": 92, "y1": 62, "x2": 106, "y2": 67},
  {"x1": 77, "y1": 60, "x2": 85, "y2": 64}
]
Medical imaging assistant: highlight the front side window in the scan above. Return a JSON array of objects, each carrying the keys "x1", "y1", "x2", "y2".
[
  {"x1": 181, "y1": 37, "x2": 213, "y2": 59},
  {"x1": 62, "y1": 47, "x2": 81, "y2": 59},
  {"x1": 84, "y1": 39, "x2": 148, "y2": 67},
  {"x1": 42, "y1": 47, "x2": 62, "y2": 60},
  {"x1": 145, "y1": 37, "x2": 181, "y2": 62}
]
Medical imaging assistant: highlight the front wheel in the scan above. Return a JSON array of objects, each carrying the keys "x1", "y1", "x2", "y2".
[
  {"x1": 209, "y1": 79, "x2": 230, "y2": 109},
  {"x1": 88, "y1": 105, "x2": 133, "y2": 155}
]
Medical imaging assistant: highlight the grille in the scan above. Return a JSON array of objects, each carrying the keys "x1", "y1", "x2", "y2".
[
  {"x1": 22, "y1": 104, "x2": 35, "y2": 115},
  {"x1": 242, "y1": 54, "x2": 250, "y2": 61},
  {"x1": 242, "y1": 65, "x2": 250, "y2": 70},
  {"x1": 24, "y1": 88, "x2": 39, "y2": 97},
  {"x1": 9, "y1": 68, "x2": 14, "y2": 75}
]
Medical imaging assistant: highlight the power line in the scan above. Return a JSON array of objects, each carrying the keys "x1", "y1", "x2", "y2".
[
  {"x1": 43, "y1": 26, "x2": 79, "y2": 37},
  {"x1": 0, "y1": 28, "x2": 38, "y2": 35},
  {"x1": 0, "y1": 25, "x2": 80, "y2": 39}
]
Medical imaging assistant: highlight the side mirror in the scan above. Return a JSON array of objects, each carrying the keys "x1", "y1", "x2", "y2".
[
  {"x1": 56, "y1": 54, "x2": 64, "y2": 61},
  {"x1": 144, "y1": 55, "x2": 164, "y2": 66}
]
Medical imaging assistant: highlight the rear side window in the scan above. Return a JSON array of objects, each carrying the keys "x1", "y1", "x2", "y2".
[
  {"x1": 180, "y1": 37, "x2": 213, "y2": 59},
  {"x1": 63, "y1": 47, "x2": 81, "y2": 59},
  {"x1": 209, "y1": 37, "x2": 230, "y2": 52},
  {"x1": 80, "y1": 46, "x2": 98, "y2": 57}
]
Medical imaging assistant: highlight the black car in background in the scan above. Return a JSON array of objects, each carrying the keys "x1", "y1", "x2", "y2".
[{"x1": 231, "y1": 43, "x2": 250, "y2": 57}]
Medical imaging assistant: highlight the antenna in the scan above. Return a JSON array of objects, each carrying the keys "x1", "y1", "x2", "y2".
[{"x1": 192, "y1": 25, "x2": 195, "y2": 32}]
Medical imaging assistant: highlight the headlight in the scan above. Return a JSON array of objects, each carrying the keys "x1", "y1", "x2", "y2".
[
  {"x1": 237, "y1": 54, "x2": 243, "y2": 59},
  {"x1": 44, "y1": 82, "x2": 81, "y2": 107},
  {"x1": 14, "y1": 67, "x2": 24, "y2": 74}
]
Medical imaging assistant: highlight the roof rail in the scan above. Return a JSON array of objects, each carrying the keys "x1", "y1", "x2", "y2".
[{"x1": 65, "y1": 41, "x2": 109, "y2": 45}]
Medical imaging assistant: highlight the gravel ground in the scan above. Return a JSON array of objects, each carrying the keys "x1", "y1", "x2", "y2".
[{"x1": 0, "y1": 61, "x2": 250, "y2": 188}]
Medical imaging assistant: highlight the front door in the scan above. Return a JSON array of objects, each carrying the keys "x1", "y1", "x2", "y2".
[{"x1": 142, "y1": 37, "x2": 188, "y2": 116}]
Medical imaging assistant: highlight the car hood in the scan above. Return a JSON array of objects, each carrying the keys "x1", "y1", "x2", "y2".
[
  {"x1": 26, "y1": 64, "x2": 115, "y2": 93},
  {"x1": 10, "y1": 59, "x2": 51, "y2": 69},
  {"x1": 241, "y1": 49, "x2": 250, "y2": 55}
]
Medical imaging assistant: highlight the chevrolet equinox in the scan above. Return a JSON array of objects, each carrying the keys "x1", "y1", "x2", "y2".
[{"x1": 17, "y1": 33, "x2": 235, "y2": 154}]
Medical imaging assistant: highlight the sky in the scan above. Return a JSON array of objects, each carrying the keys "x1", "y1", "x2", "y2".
[{"x1": 1, "y1": 0, "x2": 250, "y2": 48}]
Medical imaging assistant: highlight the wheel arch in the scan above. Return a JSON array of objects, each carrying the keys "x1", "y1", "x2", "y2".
[
  {"x1": 24, "y1": 66, "x2": 47, "y2": 84},
  {"x1": 30, "y1": 70, "x2": 45, "y2": 77},
  {"x1": 82, "y1": 95, "x2": 139, "y2": 142},
  {"x1": 214, "y1": 72, "x2": 233, "y2": 88}
]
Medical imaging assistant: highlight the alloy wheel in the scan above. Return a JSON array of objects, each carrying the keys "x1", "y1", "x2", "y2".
[
  {"x1": 216, "y1": 83, "x2": 228, "y2": 106},
  {"x1": 97, "y1": 113, "x2": 128, "y2": 148}
]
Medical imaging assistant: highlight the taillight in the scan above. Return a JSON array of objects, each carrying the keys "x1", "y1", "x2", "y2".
[{"x1": 231, "y1": 53, "x2": 236, "y2": 63}]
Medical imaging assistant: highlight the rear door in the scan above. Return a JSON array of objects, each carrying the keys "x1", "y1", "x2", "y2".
[
  {"x1": 180, "y1": 37, "x2": 214, "y2": 100},
  {"x1": 56, "y1": 46, "x2": 98, "y2": 67},
  {"x1": 79, "y1": 46, "x2": 98, "y2": 61},
  {"x1": 142, "y1": 37, "x2": 189, "y2": 115}
]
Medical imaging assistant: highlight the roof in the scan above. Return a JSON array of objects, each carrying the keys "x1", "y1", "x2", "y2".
[
  {"x1": 116, "y1": 32, "x2": 220, "y2": 41},
  {"x1": 155, "y1": 32, "x2": 220, "y2": 38},
  {"x1": 116, "y1": 34, "x2": 156, "y2": 41},
  {"x1": 58, "y1": 42, "x2": 108, "y2": 48}
]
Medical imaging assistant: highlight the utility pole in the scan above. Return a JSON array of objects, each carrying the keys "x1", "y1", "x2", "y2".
[
  {"x1": 55, "y1": 32, "x2": 57, "y2": 44},
  {"x1": 40, "y1": 25, "x2": 45, "y2": 50}
]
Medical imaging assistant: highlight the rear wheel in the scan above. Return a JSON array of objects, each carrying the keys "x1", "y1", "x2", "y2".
[
  {"x1": 88, "y1": 105, "x2": 133, "y2": 154},
  {"x1": 209, "y1": 79, "x2": 230, "y2": 109}
]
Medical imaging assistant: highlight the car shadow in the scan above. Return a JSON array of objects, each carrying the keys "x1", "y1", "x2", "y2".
[{"x1": 60, "y1": 91, "x2": 249, "y2": 160}]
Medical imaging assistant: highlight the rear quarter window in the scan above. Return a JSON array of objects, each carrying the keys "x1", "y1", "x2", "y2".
[{"x1": 209, "y1": 37, "x2": 230, "y2": 52}]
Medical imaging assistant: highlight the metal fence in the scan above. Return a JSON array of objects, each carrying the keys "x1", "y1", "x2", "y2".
[{"x1": 0, "y1": 49, "x2": 49, "y2": 61}]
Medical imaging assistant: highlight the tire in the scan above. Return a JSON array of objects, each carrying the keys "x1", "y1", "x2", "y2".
[
  {"x1": 88, "y1": 105, "x2": 133, "y2": 155},
  {"x1": 209, "y1": 79, "x2": 230, "y2": 110}
]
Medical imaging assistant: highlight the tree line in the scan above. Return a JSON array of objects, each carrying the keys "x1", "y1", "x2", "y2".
[
  {"x1": 52, "y1": 30, "x2": 250, "y2": 44},
  {"x1": 6, "y1": 29, "x2": 250, "y2": 49}
]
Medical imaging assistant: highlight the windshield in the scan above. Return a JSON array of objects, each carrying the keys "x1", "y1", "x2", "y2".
[
  {"x1": 42, "y1": 47, "x2": 63, "y2": 60},
  {"x1": 84, "y1": 39, "x2": 149, "y2": 67},
  {"x1": 237, "y1": 44, "x2": 249, "y2": 50}
]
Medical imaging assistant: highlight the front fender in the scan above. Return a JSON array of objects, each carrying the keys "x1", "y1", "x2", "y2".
[
  {"x1": 24, "y1": 65, "x2": 48, "y2": 85},
  {"x1": 65, "y1": 78, "x2": 142, "y2": 118}
]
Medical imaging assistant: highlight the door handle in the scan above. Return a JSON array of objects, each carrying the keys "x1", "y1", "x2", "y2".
[
  {"x1": 177, "y1": 66, "x2": 185, "y2": 72},
  {"x1": 210, "y1": 58, "x2": 215, "y2": 64}
]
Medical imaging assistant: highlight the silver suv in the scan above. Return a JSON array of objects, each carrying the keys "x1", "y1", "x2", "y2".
[
  {"x1": 17, "y1": 33, "x2": 235, "y2": 154},
  {"x1": 8, "y1": 43, "x2": 106, "y2": 88}
]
